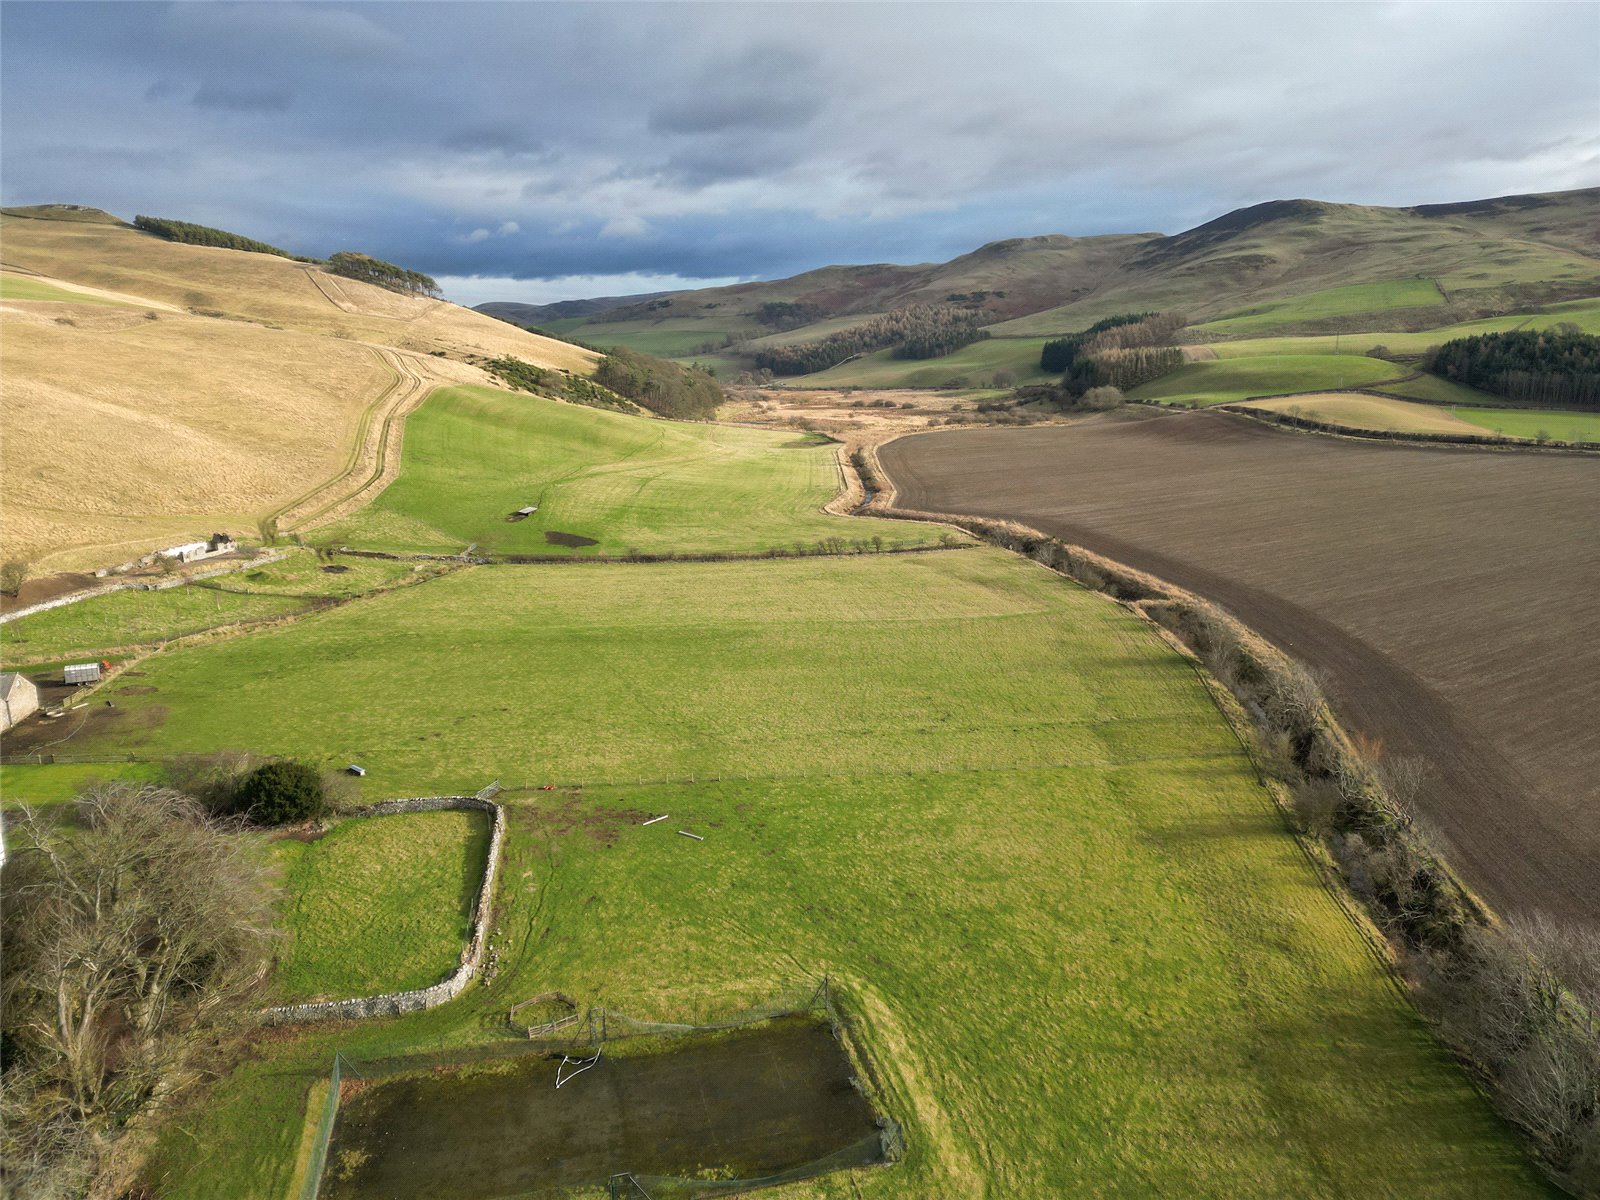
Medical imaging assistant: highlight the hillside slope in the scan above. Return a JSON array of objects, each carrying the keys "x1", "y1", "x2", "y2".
[
  {"x1": 496, "y1": 189, "x2": 1599, "y2": 369},
  {"x1": 0, "y1": 207, "x2": 598, "y2": 570}
]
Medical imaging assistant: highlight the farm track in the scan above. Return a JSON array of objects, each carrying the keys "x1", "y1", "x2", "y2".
[
  {"x1": 879, "y1": 408, "x2": 1600, "y2": 924},
  {"x1": 265, "y1": 346, "x2": 437, "y2": 535}
]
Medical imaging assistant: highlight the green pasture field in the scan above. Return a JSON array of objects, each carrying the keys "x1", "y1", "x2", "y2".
[
  {"x1": 531, "y1": 317, "x2": 589, "y2": 336},
  {"x1": 0, "y1": 554, "x2": 425, "y2": 668},
  {"x1": 214, "y1": 552, "x2": 423, "y2": 597},
  {"x1": 1452, "y1": 407, "x2": 1600, "y2": 442},
  {"x1": 270, "y1": 810, "x2": 491, "y2": 1003},
  {"x1": 0, "y1": 271, "x2": 135, "y2": 307},
  {"x1": 793, "y1": 336, "x2": 1056, "y2": 389},
  {"x1": 671, "y1": 351, "x2": 747, "y2": 380},
  {"x1": 320, "y1": 384, "x2": 936, "y2": 556},
  {"x1": 1197, "y1": 279, "x2": 1445, "y2": 336},
  {"x1": 1130, "y1": 354, "x2": 1406, "y2": 407},
  {"x1": 0, "y1": 584, "x2": 308, "y2": 667},
  {"x1": 580, "y1": 328, "x2": 721, "y2": 357},
  {"x1": 1205, "y1": 297, "x2": 1600, "y2": 360},
  {"x1": 1371, "y1": 373, "x2": 1504, "y2": 406},
  {"x1": 137, "y1": 549, "x2": 1547, "y2": 1198},
  {"x1": 573, "y1": 316, "x2": 757, "y2": 358},
  {"x1": 0, "y1": 761, "x2": 163, "y2": 810}
]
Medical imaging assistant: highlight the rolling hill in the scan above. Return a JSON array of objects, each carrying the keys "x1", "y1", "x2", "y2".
[
  {"x1": 0, "y1": 205, "x2": 597, "y2": 571},
  {"x1": 482, "y1": 188, "x2": 1600, "y2": 385}
]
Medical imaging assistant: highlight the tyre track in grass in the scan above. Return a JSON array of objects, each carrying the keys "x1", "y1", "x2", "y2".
[{"x1": 265, "y1": 346, "x2": 439, "y2": 536}]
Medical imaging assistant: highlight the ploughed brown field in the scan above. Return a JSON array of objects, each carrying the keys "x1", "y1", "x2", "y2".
[{"x1": 880, "y1": 409, "x2": 1600, "y2": 924}]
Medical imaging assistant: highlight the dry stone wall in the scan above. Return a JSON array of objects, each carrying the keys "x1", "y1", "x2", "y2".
[{"x1": 260, "y1": 796, "x2": 505, "y2": 1025}]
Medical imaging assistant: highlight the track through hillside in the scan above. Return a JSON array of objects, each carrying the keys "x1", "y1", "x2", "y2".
[{"x1": 266, "y1": 347, "x2": 441, "y2": 535}]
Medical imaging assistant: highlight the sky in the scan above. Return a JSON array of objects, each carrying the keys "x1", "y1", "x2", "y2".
[{"x1": 3, "y1": 2, "x2": 1596, "y2": 307}]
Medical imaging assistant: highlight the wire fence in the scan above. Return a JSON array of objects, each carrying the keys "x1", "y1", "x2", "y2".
[{"x1": 298, "y1": 1052, "x2": 342, "y2": 1200}]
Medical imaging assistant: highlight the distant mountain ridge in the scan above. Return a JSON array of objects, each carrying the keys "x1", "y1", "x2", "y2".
[
  {"x1": 475, "y1": 188, "x2": 1600, "y2": 352},
  {"x1": 477, "y1": 291, "x2": 675, "y2": 327}
]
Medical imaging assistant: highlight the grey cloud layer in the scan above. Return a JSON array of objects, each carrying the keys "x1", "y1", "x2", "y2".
[{"x1": 3, "y1": 2, "x2": 1595, "y2": 302}]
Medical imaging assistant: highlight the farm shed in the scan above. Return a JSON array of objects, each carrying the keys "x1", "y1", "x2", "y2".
[
  {"x1": 0, "y1": 672, "x2": 39, "y2": 731},
  {"x1": 64, "y1": 662, "x2": 102, "y2": 685},
  {"x1": 160, "y1": 540, "x2": 209, "y2": 563}
]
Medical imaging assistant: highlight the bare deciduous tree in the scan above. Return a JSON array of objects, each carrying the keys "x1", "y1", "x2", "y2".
[{"x1": 2, "y1": 785, "x2": 273, "y2": 1195}]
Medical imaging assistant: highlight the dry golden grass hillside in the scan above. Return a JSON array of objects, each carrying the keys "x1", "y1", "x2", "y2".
[{"x1": 0, "y1": 209, "x2": 596, "y2": 570}]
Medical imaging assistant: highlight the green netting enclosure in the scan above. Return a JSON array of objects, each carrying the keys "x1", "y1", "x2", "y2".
[
  {"x1": 301, "y1": 979, "x2": 901, "y2": 1200},
  {"x1": 298, "y1": 1052, "x2": 342, "y2": 1200}
]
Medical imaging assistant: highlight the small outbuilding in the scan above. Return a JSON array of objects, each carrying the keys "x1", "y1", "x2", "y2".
[
  {"x1": 346, "y1": 764, "x2": 367, "y2": 777},
  {"x1": 159, "y1": 541, "x2": 209, "y2": 563},
  {"x1": 64, "y1": 662, "x2": 103, "y2": 686},
  {"x1": 0, "y1": 672, "x2": 39, "y2": 731}
]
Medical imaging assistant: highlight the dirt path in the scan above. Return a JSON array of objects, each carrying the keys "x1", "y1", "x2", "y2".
[
  {"x1": 266, "y1": 347, "x2": 442, "y2": 535},
  {"x1": 879, "y1": 410, "x2": 1600, "y2": 924}
]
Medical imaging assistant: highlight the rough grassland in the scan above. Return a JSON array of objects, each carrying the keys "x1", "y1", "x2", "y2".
[
  {"x1": 1234, "y1": 393, "x2": 1489, "y2": 435},
  {"x1": 1, "y1": 308, "x2": 392, "y2": 568},
  {"x1": 0, "y1": 213, "x2": 597, "y2": 569},
  {"x1": 271, "y1": 810, "x2": 491, "y2": 1002},
  {"x1": 1130, "y1": 354, "x2": 1404, "y2": 406},
  {"x1": 0, "y1": 216, "x2": 596, "y2": 374},
  {"x1": 0, "y1": 272, "x2": 134, "y2": 307},
  {"x1": 1197, "y1": 279, "x2": 1445, "y2": 336},
  {"x1": 136, "y1": 550, "x2": 1546, "y2": 1198},
  {"x1": 321, "y1": 385, "x2": 935, "y2": 556}
]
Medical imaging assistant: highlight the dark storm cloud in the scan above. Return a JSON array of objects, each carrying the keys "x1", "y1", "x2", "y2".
[
  {"x1": 647, "y1": 46, "x2": 824, "y2": 136},
  {"x1": 2, "y1": 2, "x2": 1595, "y2": 305}
]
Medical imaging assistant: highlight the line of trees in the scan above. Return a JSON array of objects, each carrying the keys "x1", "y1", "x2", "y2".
[
  {"x1": 134, "y1": 215, "x2": 441, "y2": 298},
  {"x1": 1428, "y1": 328, "x2": 1600, "y2": 408},
  {"x1": 1040, "y1": 312, "x2": 1187, "y2": 395},
  {"x1": 133, "y1": 214, "x2": 308, "y2": 260},
  {"x1": 752, "y1": 305, "x2": 989, "y2": 376},
  {"x1": 754, "y1": 300, "x2": 825, "y2": 331},
  {"x1": 324, "y1": 251, "x2": 440, "y2": 299},
  {"x1": 594, "y1": 346, "x2": 724, "y2": 419}
]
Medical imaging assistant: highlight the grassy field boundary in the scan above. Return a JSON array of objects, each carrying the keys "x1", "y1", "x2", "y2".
[
  {"x1": 1, "y1": 561, "x2": 463, "y2": 673},
  {"x1": 863, "y1": 443, "x2": 1598, "y2": 1192},
  {"x1": 1216, "y1": 402, "x2": 1600, "y2": 453}
]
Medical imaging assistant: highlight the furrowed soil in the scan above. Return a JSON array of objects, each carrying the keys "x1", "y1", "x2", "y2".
[{"x1": 880, "y1": 408, "x2": 1600, "y2": 924}]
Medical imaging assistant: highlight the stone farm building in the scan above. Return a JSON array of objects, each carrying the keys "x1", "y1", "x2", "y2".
[
  {"x1": 1, "y1": 672, "x2": 39, "y2": 732},
  {"x1": 159, "y1": 532, "x2": 237, "y2": 564}
]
